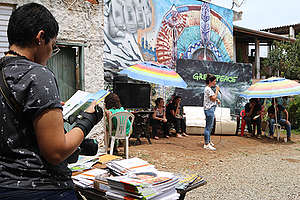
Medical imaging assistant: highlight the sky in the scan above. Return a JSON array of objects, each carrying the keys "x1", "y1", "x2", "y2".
[{"x1": 211, "y1": 0, "x2": 300, "y2": 30}]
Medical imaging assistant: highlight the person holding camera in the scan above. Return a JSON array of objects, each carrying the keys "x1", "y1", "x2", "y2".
[{"x1": 0, "y1": 3, "x2": 103, "y2": 199}]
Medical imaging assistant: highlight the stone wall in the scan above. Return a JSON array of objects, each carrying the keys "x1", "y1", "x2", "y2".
[{"x1": 2, "y1": 0, "x2": 106, "y2": 149}]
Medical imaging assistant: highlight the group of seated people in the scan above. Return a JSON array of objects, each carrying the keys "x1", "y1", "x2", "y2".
[
  {"x1": 244, "y1": 98, "x2": 292, "y2": 141},
  {"x1": 151, "y1": 95, "x2": 188, "y2": 140},
  {"x1": 104, "y1": 93, "x2": 188, "y2": 142}
]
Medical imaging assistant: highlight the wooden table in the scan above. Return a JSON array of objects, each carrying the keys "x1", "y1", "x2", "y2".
[{"x1": 131, "y1": 111, "x2": 153, "y2": 145}]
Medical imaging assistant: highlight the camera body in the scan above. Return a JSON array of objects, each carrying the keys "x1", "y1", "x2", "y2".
[{"x1": 66, "y1": 138, "x2": 99, "y2": 163}]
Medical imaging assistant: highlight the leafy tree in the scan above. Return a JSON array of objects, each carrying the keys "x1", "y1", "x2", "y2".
[
  {"x1": 288, "y1": 96, "x2": 300, "y2": 130},
  {"x1": 263, "y1": 34, "x2": 300, "y2": 79}
]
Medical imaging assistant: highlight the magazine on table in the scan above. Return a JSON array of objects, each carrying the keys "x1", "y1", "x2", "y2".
[
  {"x1": 68, "y1": 155, "x2": 100, "y2": 172},
  {"x1": 62, "y1": 89, "x2": 110, "y2": 123},
  {"x1": 106, "y1": 170, "x2": 179, "y2": 199},
  {"x1": 106, "y1": 157, "x2": 156, "y2": 176},
  {"x1": 175, "y1": 174, "x2": 206, "y2": 190},
  {"x1": 72, "y1": 168, "x2": 109, "y2": 188}
]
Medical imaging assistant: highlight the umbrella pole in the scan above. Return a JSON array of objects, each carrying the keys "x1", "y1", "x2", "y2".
[
  {"x1": 163, "y1": 86, "x2": 166, "y2": 101},
  {"x1": 274, "y1": 98, "x2": 279, "y2": 140}
]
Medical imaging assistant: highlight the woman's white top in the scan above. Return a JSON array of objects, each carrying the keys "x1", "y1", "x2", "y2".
[{"x1": 203, "y1": 86, "x2": 216, "y2": 110}]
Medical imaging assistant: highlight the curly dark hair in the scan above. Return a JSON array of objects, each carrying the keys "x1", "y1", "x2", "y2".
[
  {"x1": 173, "y1": 95, "x2": 181, "y2": 103},
  {"x1": 8, "y1": 3, "x2": 59, "y2": 47},
  {"x1": 205, "y1": 74, "x2": 216, "y2": 85},
  {"x1": 155, "y1": 97, "x2": 163, "y2": 107},
  {"x1": 104, "y1": 93, "x2": 122, "y2": 109}
]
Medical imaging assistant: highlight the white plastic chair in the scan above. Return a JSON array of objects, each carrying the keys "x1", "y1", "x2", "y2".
[
  {"x1": 273, "y1": 123, "x2": 285, "y2": 141},
  {"x1": 108, "y1": 112, "x2": 135, "y2": 159}
]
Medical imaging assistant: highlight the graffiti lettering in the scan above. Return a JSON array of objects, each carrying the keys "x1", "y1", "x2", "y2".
[
  {"x1": 192, "y1": 73, "x2": 238, "y2": 83},
  {"x1": 192, "y1": 73, "x2": 207, "y2": 81}
]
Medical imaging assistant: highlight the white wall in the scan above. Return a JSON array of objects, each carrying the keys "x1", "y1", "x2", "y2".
[{"x1": 1, "y1": 0, "x2": 106, "y2": 149}]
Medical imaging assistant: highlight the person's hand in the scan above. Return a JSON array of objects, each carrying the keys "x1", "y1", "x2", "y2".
[
  {"x1": 215, "y1": 85, "x2": 220, "y2": 92},
  {"x1": 75, "y1": 101, "x2": 104, "y2": 137},
  {"x1": 162, "y1": 118, "x2": 167, "y2": 123},
  {"x1": 85, "y1": 100, "x2": 97, "y2": 113},
  {"x1": 106, "y1": 0, "x2": 152, "y2": 38},
  {"x1": 85, "y1": 101, "x2": 103, "y2": 122}
]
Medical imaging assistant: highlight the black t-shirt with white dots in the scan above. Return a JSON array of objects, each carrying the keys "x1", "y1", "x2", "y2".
[{"x1": 0, "y1": 56, "x2": 74, "y2": 190}]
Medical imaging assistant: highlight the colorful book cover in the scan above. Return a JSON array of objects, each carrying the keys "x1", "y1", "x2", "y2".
[{"x1": 63, "y1": 89, "x2": 110, "y2": 122}]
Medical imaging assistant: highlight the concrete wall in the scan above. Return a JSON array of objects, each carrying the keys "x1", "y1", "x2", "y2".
[{"x1": 2, "y1": 0, "x2": 106, "y2": 150}]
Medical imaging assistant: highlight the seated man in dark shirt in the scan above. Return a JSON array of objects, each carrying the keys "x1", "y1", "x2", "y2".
[
  {"x1": 166, "y1": 96, "x2": 188, "y2": 137},
  {"x1": 268, "y1": 99, "x2": 292, "y2": 141},
  {"x1": 244, "y1": 98, "x2": 262, "y2": 138}
]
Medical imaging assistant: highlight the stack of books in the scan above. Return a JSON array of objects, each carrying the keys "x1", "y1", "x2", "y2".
[
  {"x1": 106, "y1": 157, "x2": 156, "y2": 176},
  {"x1": 106, "y1": 171, "x2": 180, "y2": 200},
  {"x1": 72, "y1": 168, "x2": 109, "y2": 188}
]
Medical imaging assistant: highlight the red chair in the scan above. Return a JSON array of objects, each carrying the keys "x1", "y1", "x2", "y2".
[{"x1": 240, "y1": 109, "x2": 246, "y2": 136}]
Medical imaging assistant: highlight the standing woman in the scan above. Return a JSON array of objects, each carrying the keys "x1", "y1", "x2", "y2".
[
  {"x1": 151, "y1": 98, "x2": 169, "y2": 140},
  {"x1": 0, "y1": 3, "x2": 102, "y2": 199},
  {"x1": 203, "y1": 74, "x2": 220, "y2": 151}
]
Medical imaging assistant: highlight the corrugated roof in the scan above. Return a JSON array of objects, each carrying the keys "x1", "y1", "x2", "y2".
[
  {"x1": 260, "y1": 23, "x2": 300, "y2": 31},
  {"x1": 234, "y1": 25, "x2": 295, "y2": 43}
]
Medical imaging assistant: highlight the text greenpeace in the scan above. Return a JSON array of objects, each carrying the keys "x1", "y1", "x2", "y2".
[{"x1": 192, "y1": 73, "x2": 238, "y2": 83}]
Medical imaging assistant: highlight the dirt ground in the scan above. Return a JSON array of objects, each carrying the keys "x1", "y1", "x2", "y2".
[{"x1": 122, "y1": 133, "x2": 300, "y2": 172}]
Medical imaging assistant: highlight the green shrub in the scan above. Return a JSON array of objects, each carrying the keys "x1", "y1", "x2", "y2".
[{"x1": 287, "y1": 96, "x2": 300, "y2": 129}]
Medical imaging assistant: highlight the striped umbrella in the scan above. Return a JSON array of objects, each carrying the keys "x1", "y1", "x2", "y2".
[
  {"x1": 240, "y1": 77, "x2": 300, "y2": 138},
  {"x1": 119, "y1": 61, "x2": 187, "y2": 88},
  {"x1": 240, "y1": 77, "x2": 300, "y2": 99}
]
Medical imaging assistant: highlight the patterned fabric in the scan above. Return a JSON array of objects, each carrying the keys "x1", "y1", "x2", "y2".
[
  {"x1": 154, "y1": 107, "x2": 165, "y2": 118},
  {"x1": 203, "y1": 86, "x2": 216, "y2": 110},
  {"x1": 0, "y1": 56, "x2": 74, "y2": 190}
]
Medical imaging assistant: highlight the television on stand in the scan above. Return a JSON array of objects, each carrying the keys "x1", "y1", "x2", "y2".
[{"x1": 113, "y1": 83, "x2": 151, "y2": 110}]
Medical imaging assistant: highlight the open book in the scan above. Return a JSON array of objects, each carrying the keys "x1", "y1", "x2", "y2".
[{"x1": 62, "y1": 89, "x2": 110, "y2": 123}]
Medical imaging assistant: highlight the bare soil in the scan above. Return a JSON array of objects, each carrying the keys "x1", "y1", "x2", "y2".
[{"x1": 123, "y1": 133, "x2": 300, "y2": 172}]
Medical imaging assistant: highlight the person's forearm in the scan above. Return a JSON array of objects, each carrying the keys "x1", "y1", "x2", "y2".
[
  {"x1": 246, "y1": 107, "x2": 254, "y2": 117},
  {"x1": 64, "y1": 128, "x2": 85, "y2": 155},
  {"x1": 175, "y1": 107, "x2": 180, "y2": 115},
  {"x1": 42, "y1": 128, "x2": 84, "y2": 166},
  {"x1": 210, "y1": 94, "x2": 218, "y2": 102}
]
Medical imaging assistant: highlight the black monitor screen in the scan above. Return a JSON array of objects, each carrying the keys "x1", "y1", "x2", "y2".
[{"x1": 114, "y1": 83, "x2": 151, "y2": 109}]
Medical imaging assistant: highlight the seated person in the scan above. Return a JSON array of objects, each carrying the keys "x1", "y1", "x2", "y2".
[
  {"x1": 151, "y1": 98, "x2": 169, "y2": 140},
  {"x1": 104, "y1": 93, "x2": 131, "y2": 152},
  {"x1": 166, "y1": 96, "x2": 188, "y2": 137},
  {"x1": 268, "y1": 98, "x2": 292, "y2": 141},
  {"x1": 165, "y1": 93, "x2": 176, "y2": 107},
  {"x1": 104, "y1": 93, "x2": 131, "y2": 135},
  {"x1": 244, "y1": 98, "x2": 262, "y2": 138}
]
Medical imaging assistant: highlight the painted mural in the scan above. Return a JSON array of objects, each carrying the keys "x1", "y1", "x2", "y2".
[{"x1": 103, "y1": 0, "x2": 234, "y2": 79}]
